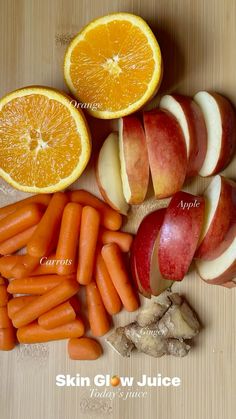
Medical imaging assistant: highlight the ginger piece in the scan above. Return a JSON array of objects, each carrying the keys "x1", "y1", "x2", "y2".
[
  {"x1": 168, "y1": 293, "x2": 183, "y2": 306},
  {"x1": 154, "y1": 289, "x2": 174, "y2": 306},
  {"x1": 158, "y1": 300, "x2": 200, "y2": 339},
  {"x1": 167, "y1": 339, "x2": 191, "y2": 357},
  {"x1": 136, "y1": 302, "x2": 169, "y2": 327},
  {"x1": 106, "y1": 327, "x2": 134, "y2": 357},
  {"x1": 136, "y1": 290, "x2": 172, "y2": 327},
  {"x1": 124, "y1": 322, "x2": 168, "y2": 357},
  {"x1": 124, "y1": 322, "x2": 190, "y2": 358}
]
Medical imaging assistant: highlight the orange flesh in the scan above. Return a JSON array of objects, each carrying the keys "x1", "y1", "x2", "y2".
[
  {"x1": 0, "y1": 94, "x2": 82, "y2": 187},
  {"x1": 69, "y1": 21, "x2": 156, "y2": 112}
]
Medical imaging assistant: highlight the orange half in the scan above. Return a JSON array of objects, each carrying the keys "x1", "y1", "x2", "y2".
[
  {"x1": 64, "y1": 13, "x2": 162, "y2": 119},
  {"x1": 0, "y1": 86, "x2": 91, "y2": 193}
]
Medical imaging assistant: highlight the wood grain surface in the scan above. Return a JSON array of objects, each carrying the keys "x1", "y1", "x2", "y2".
[{"x1": 0, "y1": 1, "x2": 236, "y2": 419}]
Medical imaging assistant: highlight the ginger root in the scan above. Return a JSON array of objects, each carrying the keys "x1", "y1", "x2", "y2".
[{"x1": 106, "y1": 292, "x2": 201, "y2": 358}]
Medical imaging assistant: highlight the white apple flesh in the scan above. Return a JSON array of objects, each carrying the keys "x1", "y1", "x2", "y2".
[
  {"x1": 194, "y1": 91, "x2": 236, "y2": 176},
  {"x1": 196, "y1": 235, "x2": 236, "y2": 285},
  {"x1": 96, "y1": 132, "x2": 129, "y2": 216}
]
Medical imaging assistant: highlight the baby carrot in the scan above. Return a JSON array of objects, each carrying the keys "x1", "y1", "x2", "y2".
[
  {"x1": 77, "y1": 206, "x2": 100, "y2": 285},
  {"x1": 7, "y1": 274, "x2": 69, "y2": 295},
  {"x1": 86, "y1": 281, "x2": 110, "y2": 336},
  {"x1": 95, "y1": 252, "x2": 122, "y2": 315},
  {"x1": 0, "y1": 255, "x2": 22, "y2": 278},
  {"x1": 47, "y1": 227, "x2": 61, "y2": 255},
  {"x1": 56, "y1": 203, "x2": 82, "y2": 275},
  {"x1": 101, "y1": 244, "x2": 139, "y2": 312},
  {"x1": 68, "y1": 190, "x2": 122, "y2": 231},
  {"x1": 0, "y1": 278, "x2": 9, "y2": 307},
  {"x1": 12, "y1": 276, "x2": 79, "y2": 328},
  {"x1": 38, "y1": 300, "x2": 77, "y2": 329},
  {"x1": 27, "y1": 192, "x2": 68, "y2": 257},
  {"x1": 69, "y1": 295, "x2": 80, "y2": 313},
  {"x1": 100, "y1": 229, "x2": 133, "y2": 252},
  {"x1": 31, "y1": 254, "x2": 59, "y2": 275},
  {"x1": 0, "y1": 307, "x2": 12, "y2": 328},
  {"x1": 0, "y1": 204, "x2": 43, "y2": 243},
  {"x1": 0, "y1": 194, "x2": 51, "y2": 221},
  {"x1": 7, "y1": 296, "x2": 38, "y2": 319},
  {"x1": 17, "y1": 319, "x2": 84, "y2": 343},
  {"x1": 0, "y1": 225, "x2": 37, "y2": 255},
  {"x1": 68, "y1": 337, "x2": 103, "y2": 360},
  {"x1": 11, "y1": 254, "x2": 40, "y2": 279},
  {"x1": 0, "y1": 327, "x2": 16, "y2": 350}
]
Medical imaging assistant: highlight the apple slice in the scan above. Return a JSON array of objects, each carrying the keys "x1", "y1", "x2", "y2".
[
  {"x1": 96, "y1": 132, "x2": 129, "y2": 216},
  {"x1": 131, "y1": 209, "x2": 165, "y2": 295},
  {"x1": 196, "y1": 236, "x2": 236, "y2": 285},
  {"x1": 195, "y1": 175, "x2": 236, "y2": 259},
  {"x1": 158, "y1": 192, "x2": 205, "y2": 281},
  {"x1": 159, "y1": 94, "x2": 207, "y2": 176},
  {"x1": 131, "y1": 209, "x2": 172, "y2": 297},
  {"x1": 130, "y1": 241, "x2": 151, "y2": 299},
  {"x1": 143, "y1": 109, "x2": 188, "y2": 198},
  {"x1": 194, "y1": 91, "x2": 236, "y2": 176},
  {"x1": 119, "y1": 116, "x2": 149, "y2": 204},
  {"x1": 150, "y1": 233, "x2": 173, "y2": 295}
]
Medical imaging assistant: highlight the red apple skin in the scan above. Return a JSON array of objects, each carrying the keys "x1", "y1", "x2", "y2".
[
  {"x1": 143, "y1": 109, "x2": 188, "y2": 199},
  {"x1": 158, "y1": 192, "x2": 205, "y2": 281},
  {"x1": 130, "y1": 241, "x2": 151, "y2": 298},
  {"x1": 210, "y1": 92, "x2": 236, "y2": 174},
  {"x1": 120, "y1": 116, "x2": 149, "y2": 204},
  {"x1": 168, "y1": 94, "x2": 207, "y2": 177},
  {"x1": 131, "y1": 208, "x2": 166, "y2": 295},
  {"x1": 195, "y1": 177, "x2": 236, "y2": 260}
]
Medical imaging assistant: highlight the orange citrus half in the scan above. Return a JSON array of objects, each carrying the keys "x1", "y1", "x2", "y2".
[
  {"x1": 0, "y1": 86, "x2": 91, "y2": 193},
  {"x1": 64, "y1": 13, "x2": 162, "y2": 119}
]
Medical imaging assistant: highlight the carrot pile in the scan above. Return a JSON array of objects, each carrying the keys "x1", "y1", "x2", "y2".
[{"x1": 0, "y1": 190, "x2": 138, "y2": 360}]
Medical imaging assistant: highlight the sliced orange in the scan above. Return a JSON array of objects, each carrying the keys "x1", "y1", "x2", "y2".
[
  {"x1": 0, "y1": 86, "x2": 91, "y2": 193},
  {"x1": 64, "y1": 13, "x2": 162, "y2": 119}
]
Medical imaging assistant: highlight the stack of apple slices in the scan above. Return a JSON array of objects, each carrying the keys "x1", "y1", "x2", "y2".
[
  {"x1": 195, "y1": 175, "x2": 236, "y2": 288},
  {"x1": 96, "y1": 91, "x2": 236, "y2": 214},
  {"x1": 159, "y1": 92, "x2": 236, "y2": 179},
  {"x1": 131, "y1": 175, "x2": 236, "y2": 298},
  {"x1": 96, "y1": 119, "x2": 150, "y2": 215},
  {"x1": 131, "y1": 191, "x2": 205, "y2": 297}
]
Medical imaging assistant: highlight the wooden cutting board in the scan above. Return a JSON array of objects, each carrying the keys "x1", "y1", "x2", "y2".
[{"x1": 0, "y1": 1, "x2": 236, "y2": 418}]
